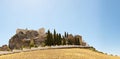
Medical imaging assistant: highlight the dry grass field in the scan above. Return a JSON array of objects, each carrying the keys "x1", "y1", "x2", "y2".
[{"x1": 0, "y1": 48, "x2": 120, "y2": 59}]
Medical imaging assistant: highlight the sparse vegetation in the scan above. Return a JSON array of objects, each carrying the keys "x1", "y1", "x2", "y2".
[
  {"x1": 41, "y1": 42, "x2": 45, "y2": 47},
  {"x1": 29, "y1": 39, "x2": 35, "y2": 48}
]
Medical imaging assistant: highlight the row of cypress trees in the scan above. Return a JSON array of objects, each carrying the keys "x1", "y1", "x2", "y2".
[
  {"x1": 45, "y1": 29, "x2": 80, "y2": 46},
  {"x1": 45, "y1": 29, "x2": 62, "y2": 46}
]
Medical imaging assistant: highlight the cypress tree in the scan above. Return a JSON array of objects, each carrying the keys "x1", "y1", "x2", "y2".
[
  {"x1": 64, "y1": 32, "x2": 67, "y2": 37},
  {"x1": 58, "y1": 33, "x2": 62, "y2": 45},
  {"x1": 53, "y1": 29, "x2": 56, "y2": 45},
  {"x1": 50, "y1": 33, "x2": 53, "y2": 45},
  {"x1": 45, "y1": 30, "x2": 51, "y2": 46},
  {"x1": 67, "y1": 32, "x2": 69, "y2": 38},
  {"x1": 56, "y1": 33, "x2": 59, "y2": 45}
]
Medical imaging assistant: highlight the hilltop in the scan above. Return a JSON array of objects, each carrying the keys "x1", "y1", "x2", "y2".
[
  {"x1": 0, "y1": 48, "x2": 120, "y2": 59},
  {"x1": 1, "y1": 28, "x2": 88, "y2": 51},
  {"x1": 0, "y1": 28, "x2": 119, "y2": 58}
]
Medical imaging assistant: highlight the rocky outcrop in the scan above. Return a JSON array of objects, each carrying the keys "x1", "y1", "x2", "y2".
[
  {"x1": 0, "y1": 45, "x2": 10, "y2": 51},
  {"x1": 9, "y1": 28, "x2": 46, "y2": 50}
]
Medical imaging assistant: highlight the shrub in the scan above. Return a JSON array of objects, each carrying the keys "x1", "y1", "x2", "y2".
[
  {"x1": 30, "y1": 39, "x2": 35, "y2": 48},
  {"x1": 41, "y1": 42, "x2": 45, "y2": 47}
]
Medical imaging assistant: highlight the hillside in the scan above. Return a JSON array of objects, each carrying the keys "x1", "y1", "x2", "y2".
[{"x1": 0, "y1": 48, "x2": 120, "y2": 59}]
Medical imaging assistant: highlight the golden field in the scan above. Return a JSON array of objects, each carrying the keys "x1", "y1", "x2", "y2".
[{"x1": 0, "y1": 48, "x2": 120, "y2": 59}]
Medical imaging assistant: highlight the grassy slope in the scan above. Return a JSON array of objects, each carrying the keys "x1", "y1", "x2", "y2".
[{"x1": 0, "y1": 48, "x2": 120, "y2": 59}]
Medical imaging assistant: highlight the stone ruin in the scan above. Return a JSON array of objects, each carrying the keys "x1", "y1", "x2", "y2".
[{"x1": 9, "y1": 28, "x2": 46, "y2": 50}]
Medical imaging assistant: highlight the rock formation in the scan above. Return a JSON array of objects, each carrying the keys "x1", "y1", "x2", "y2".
[
  {"x1": 0, "y1": 45, "x2": 10, "y2": 51},
  {"x1": 9, "y1": 28, "x2": 46, "y2": 50},
  {"x1": 8, "y1": 28, "x2": 88, "y2": 50}
]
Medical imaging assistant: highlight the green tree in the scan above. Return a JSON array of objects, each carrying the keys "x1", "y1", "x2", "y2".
[
  {"x1": 53, "y1": 29, "x2": 57, "y2": 45},
  {"x1": 67, "y1": 32, "x2": 69, "y2": 38},
  {"x1": 56, "y1": 33, "x2": 59, "y2": 45},
  {"x1": 45, "y1": 30, "x2": 54, "y2": 46},
  {"x1": 62, "y1": 36, "x2": 66, "y2": 45},
  {"x1": 64, "y1": 32, "x2": 67, "y2": 37},
  {"x1": 50, "y1": 33, "x2": 54, "y2": 45},
  {"x1": 45, "y1": 30, "x2": 51, "y2": 46},
  {"x1": 58, "y1": 33, "x2": 62, "y2": 45},
  {"x1": 68, "y1": 39, "x2": 72, "y2": 45}
]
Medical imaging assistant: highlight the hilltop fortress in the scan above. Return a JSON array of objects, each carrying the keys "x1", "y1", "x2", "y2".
[{"x1": 6, "y1": 28, "x2": 88, "y2": 50}]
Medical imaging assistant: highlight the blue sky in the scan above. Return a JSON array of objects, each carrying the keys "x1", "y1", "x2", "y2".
[{"x1": 0, "y1": 0, "x2": 120, "y2": 55}]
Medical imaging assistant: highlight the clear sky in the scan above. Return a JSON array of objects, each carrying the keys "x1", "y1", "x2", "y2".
[{"x1": 0, "y1": 0, "x2": 120, "y2": 55}]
